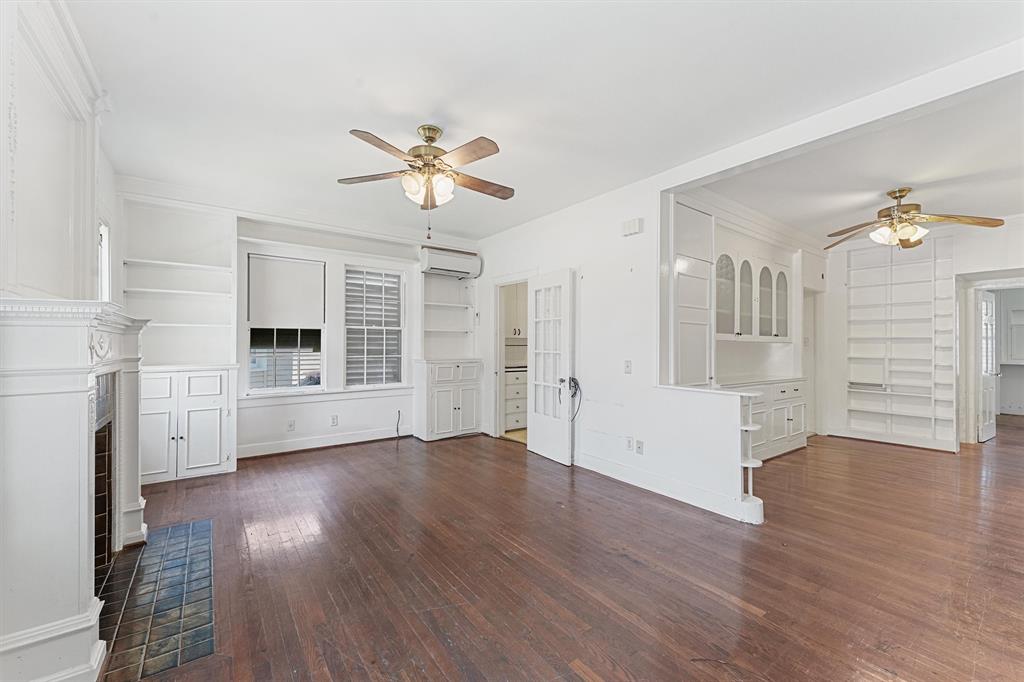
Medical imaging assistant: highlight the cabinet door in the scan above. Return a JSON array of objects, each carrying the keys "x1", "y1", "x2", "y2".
[
  {"x1": 457, "y1": 363, "x2": 481, "y2": 382},
  {"x1": 175, "y1": 372, "x2": 228, "y2": 478},
  {"x1": 140, "y1": 373, "x2": 177, "y2": 482},
  {"x1": 501, "y1": 286, "x2": 515, "y2": 337},
  {"x1": 758, "y1": 265, "x2": 774, "y2": 337},
  {"x1": 675, "y1": 256, "x2": 711, "y2": 385},
  {"x1": 738, "y1": 260, "x2": 753, "y2": 336},
  {"x1": 715, "y1": 254, "x2": 736, "y2": 336},
  {"x1": 432, "y1": 388, "x2": 455, "y2": 436},
  {"x1": 516, "y1": 282, "x2": 528, "y2": 339},
  {"x1": 769, "y1": 405, "x2": 789, "y2": 443},
  {"x1": 751, "y1": 408, "x2": 768, "y2": 448},
  {"x1": 788, "y1": 402, "x2": 806, "y2": 437},
  {"x1": 775, "y1": 268, "x2": 789, "y2": 339},
  {"x1": 457, "y1": 385, "x2": 479, "y2": 432}
]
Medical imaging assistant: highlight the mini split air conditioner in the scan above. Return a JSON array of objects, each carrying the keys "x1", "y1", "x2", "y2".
[{"x1": 420, "y1": 247, "x2": 482, "y2": 279}]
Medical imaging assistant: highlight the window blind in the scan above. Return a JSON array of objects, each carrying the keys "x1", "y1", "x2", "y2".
[
  {"x1": 248, "y1": 254, "x2": 325, "y2": 327},
  {"x1": 345, "y1": 269, "x2": 403, "y2": 386},
  {"x1": 249, "y1": 328, "x2": 322, "y2": 390}
]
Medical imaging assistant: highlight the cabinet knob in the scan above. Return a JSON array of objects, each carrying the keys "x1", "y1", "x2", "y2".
[
  {"x1": 780, "y1": 390, "x2": 787, "y2": 393},
  {"x1": 170, "y1": 436, "x2": 176, "y2": 440}
]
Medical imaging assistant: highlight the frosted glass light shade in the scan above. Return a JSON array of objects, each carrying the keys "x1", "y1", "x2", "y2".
[
  {"x1": 869, "y1": 226, "x2": 898, "y2": 245},
  {"x1": 433, "y1": 173, "x2": 455, "y2": 200}
]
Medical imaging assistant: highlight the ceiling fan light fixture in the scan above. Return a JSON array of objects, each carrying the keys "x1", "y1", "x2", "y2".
[
  {"x1": 401, "y1": 171, "x2": 424, "y2": 197},
  {"x1": 433, "y1": 173, "x2": 455, "y2": 201},
  {"x1": 869, "y1": 226, "x2": 898, "y2": 245}
]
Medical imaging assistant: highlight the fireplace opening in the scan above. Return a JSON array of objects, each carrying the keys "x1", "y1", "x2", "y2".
[{"x1": 94, "y1": 372, "x2": 116, "y2": 589}]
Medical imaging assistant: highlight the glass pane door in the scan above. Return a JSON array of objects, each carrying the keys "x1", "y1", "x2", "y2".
[
  {"x1": 759, "y1": 266, "x2": 773, "y2": 337},
  {"x1": 739, "y1": 260, "x2": 753, "y2": 335},
  {"x1": 775, "y1": 271, "x2": 788, "y2": 338},
  {"x1": 715, "y1": 254, "x2": 735, "y2": 334}
]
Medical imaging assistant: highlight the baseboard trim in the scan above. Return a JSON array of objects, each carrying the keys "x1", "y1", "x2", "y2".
[
  {"x1": 0, "y1": 597, "x2": 101, "y2": 653},
  {"x1": 37, "y1": 640, "x2": 105, "y2": 682},
  {"x1": 575, "y1": 451, "x2": 753, "y2": 523},
  {"x1": 238, "y1": 426, "x2": 414, "y2": 458}
]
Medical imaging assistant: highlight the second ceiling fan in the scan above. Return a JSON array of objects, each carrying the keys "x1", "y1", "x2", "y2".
[
  {"x1": 824, "y1": 187, "x2": 1004, "y2": 250},
  {"x1": 337, "y1": 124, "x2": 514, "y2": 210}
]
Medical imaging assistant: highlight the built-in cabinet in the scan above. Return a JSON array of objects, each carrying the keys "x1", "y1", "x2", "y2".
[
  {"x1": 413, "y1": 361, "x2": 482, "y2": 440},
  {"x1": 504, "y1": 368, "x2": 527, "y2": 430},
  {"x1": 716, "y1": 253, "x2": 790, "y2": 341},
  {"x1": 733, "y1": 378, "x2": 808, "y2": 459},
  {"x1": 140, "y1": 370, "x2": 235, "y2": 483},
  {"x1": 502, "y1": 282, "x2": 528, "y2": 338},
  {"x1": 1000, "y1": 289, "x2": 1024, "y2": 364}
]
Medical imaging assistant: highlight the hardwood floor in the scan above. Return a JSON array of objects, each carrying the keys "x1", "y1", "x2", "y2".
[{"x1": 141, "y1": 422, "x2": 1024, "y2": 681}]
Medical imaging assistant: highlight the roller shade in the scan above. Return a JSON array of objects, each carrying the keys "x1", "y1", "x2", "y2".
[{"x1": 248, "y1": 254, "x2": 325, "y2": 326}]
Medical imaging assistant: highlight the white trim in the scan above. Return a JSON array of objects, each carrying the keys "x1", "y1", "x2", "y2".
[
  {"x1": 238, "y1": 425, "x2": 413, "y2": 458},
  {"x1": 0, "y1": 597, "x2": 101, "y2": 653},
  {"x1": 239, "y1": 384, "x2": 412, "y2": 407}
]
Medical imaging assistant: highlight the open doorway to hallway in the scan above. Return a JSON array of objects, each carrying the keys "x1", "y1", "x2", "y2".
[
  {"x1": 498, "y1": 281, "x2": 528, "y2": 444},
  {"x1": 980, "y1": 287, "x2": 1024, "y2": 442}
]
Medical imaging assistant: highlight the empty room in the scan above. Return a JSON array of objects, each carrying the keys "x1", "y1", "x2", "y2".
[{"x1": 2, "y1": 1, "x2": 1023, "y2": 680}]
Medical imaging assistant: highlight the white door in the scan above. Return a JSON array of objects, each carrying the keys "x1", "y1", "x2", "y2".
[
  {"x1": 978, "y1": 291, "x2": 998, "y2": 443},
  {"x1": 175, "y1": 372, "x2": 227, "y2": 478},
  {"x1": 140, "y1": 373, "x2": 177, "y2": 482},
  {"x1": 457, "y1": 385, "x2": 479, "y2": 432},
  {"x1": 769, "y1": 405, "x2": 788, "y2": 443},
  {"x1": 433, "y1": 388, "x2": 455, "y2": 436},
  {"x1": 527, "y1": 269, "x2": 575, "y2": 466},
  {"x1": 788, "y1": 402, "x2": 806, "y2": 437}
]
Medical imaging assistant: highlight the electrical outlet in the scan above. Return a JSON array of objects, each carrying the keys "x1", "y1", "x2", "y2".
[
  {"x1": 330, "y1": 414, "x2": 339, "y2": 427},
  {"x1": 636, "y1": 440, "x2": 644, "y2": 455},
  {"x1": 624, "y1": 360, "x2": 632, "y2": 374},
  {"x1": 625, "y1": 436, "x2": 634, "y2": 452},
  {"x1": 286, "y1": 419, "x2": 295, "y2": 432}
]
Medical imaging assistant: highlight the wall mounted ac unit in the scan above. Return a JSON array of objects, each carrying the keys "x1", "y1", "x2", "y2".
[{"x1": 420, "y1": 247, "x2": 482, "y2": 279}]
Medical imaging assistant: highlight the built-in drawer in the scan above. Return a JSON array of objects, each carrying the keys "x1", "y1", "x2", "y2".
[
  {"x1": 505, "y1": 399, "x2": 526, "y2": 414},
  {"x1": 774, "y1": 381, "x2": 807, "y2": 401},
  {"x1": 505, "y1": 383, "x2": 526, "y2": 400},
  {"x1": 505, "y1": 414, "x2": 526, "y2": 430},
  {"x1": 505, "y1": 370, "x2": 527, "y2": 385},
  {"x1": 433, "y1": 362, "x2": 482, "y2": 384}
]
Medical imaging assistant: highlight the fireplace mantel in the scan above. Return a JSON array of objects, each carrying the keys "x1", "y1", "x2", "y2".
[{"x1": 0, "y1": 299, "x2": 148, "y2": 681}]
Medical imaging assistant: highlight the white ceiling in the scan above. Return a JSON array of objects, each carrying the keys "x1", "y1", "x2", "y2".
[
  {"x1": 69, "y1": 1, "x2": 1024, "y2": 241},
  {"x1": 702, "y1": 75, "x2": 1024, "y2": 240}
]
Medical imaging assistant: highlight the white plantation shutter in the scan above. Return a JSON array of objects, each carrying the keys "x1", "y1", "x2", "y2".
[{"x1": 345, "y1": 269, "x2": 403, "y2": 386}]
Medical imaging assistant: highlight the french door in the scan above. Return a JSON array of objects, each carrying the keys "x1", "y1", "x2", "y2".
[
  {"x1": 978, "y1": 291, "x2": 998, "y2": 443},
  {"x1": 526, "y1": 269, "x2": 576, "y2": 466}
]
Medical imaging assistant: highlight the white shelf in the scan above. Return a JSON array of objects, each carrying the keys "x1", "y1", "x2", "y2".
[
  {"x1": 424, "y1": 301, "x2": 472, "y2": 309},
  {"x1": 124, "y1": 288, "x2": 231, "y2": 298},
  {"x1": 125, "y1": 258, "x2": 232, "y2": 273},
  {"x1": 849, "y1": 407, "x2": 933, "y2": 419},
  {"x1": 424, "y1": 328, "x2": 471, "y2": 334},
  {"x1": 848, "y1": 388, "x2": 933, "y2": 398}
]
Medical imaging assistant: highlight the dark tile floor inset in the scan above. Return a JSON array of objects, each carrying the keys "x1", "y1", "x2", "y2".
[{"x1": 104, "y1": 519, "x2": 215, "y2": 681}]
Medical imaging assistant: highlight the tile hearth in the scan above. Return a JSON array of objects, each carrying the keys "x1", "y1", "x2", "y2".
[{"x1": 97, "y1": 520, "x2": 215, "y2": 680}]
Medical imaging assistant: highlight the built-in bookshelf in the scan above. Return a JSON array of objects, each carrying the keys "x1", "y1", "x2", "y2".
[
  {"x1": 843, "y1": 236, "x2": 956, "y2": 450},
  {"x1": 122, "y1": 200, "x2": 236, "y2": 366},
  {"x1": 422, "y1": 272, "x2": 476, "y2": 359}
]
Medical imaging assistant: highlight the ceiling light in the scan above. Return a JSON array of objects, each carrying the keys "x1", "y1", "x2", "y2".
[
  {"x1": 894, "y1": 221, "x2": 917, "y2": 240},
  {"x1": 433, "y1": 173, "x2": 455, "y2": 201},
  {"x1": 401, "y1": 171, "x2": 424, "y2": 196},
  {"x1": 869, "y1": 226, "x2": 898, "y2": 245}
]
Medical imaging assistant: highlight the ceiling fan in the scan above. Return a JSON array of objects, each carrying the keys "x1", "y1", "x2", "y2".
[
  {"x1": 824, "y1": 187, "x2": 1004, "y2": 250},
  {"x1": 337, "y1": 124, "x2": 514, "y2": 210}
]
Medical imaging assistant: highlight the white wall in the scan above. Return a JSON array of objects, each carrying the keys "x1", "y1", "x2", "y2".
[{"x1": 235, "y1": 234, "x2": 420, "y2": 457}]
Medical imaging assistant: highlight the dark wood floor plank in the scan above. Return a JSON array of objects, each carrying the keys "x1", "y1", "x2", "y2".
[{"x1": 142, "y1": 416, "x2": 1024, "y2": 680}]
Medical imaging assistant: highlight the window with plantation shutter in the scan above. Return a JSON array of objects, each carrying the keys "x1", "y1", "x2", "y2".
[{"x1": 345, "y1": 269, "x2": 403, "y2": 386}]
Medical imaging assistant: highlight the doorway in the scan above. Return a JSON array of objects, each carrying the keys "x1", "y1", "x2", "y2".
[{"x1": 498, "y1": 281, "x2": 528, "y2": 443}]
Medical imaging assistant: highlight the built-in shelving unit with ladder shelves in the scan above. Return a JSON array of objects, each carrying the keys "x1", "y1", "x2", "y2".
[
  {"x1": 843, "y1": 236, "x2": 956, "y2": 451},
  {"x1": 122, "y1": 197, "x2": 238, "y2": 484},
  {"x1": 422, "y1": 272, "x2": 477, "y2": 359}
]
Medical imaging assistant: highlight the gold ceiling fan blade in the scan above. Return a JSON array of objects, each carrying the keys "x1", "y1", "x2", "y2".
[
  {"x1": 420, "y1": 177, "x2": 437, "y2": 210},
  {"x1": 898, "y1": 238, "x2": 924, "y2": 249},
  {"x1": 827, "y1": 219, "x2": 888, "y2": 238},
  {"x1": 336, "y1": 170, "x2": 406, "y2": 185},
  {"x1": 824, "y1": 224, "x2": 878, "y2": 250},
  {"x1": 453, "y1": 172, "x2": 515, "y2": 200},
  {"x1": 350, "y1": 129, "x2": 415, "y2": 162},
  {"x1": 438, "y1": 137, "x2": 499, "y2": 168},
  {"x1": 911, "y1": 213, "x2": 1004, "y2": 227}
]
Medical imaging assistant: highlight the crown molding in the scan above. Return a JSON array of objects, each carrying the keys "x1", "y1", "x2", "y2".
[{"x1": 116, "y1": 175, "x2": 478, "y2": 252}]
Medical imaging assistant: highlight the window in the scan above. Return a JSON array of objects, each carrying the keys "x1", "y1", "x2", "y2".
[
  {"x1": 345, "y1": 269, "x2": 403, "y2": 386},
  {"x1": 249, "y1": 328, "x2": 322, "y2": 390},
  {"x1": 98, "y1": 222, "x2": 111, "y2": 301}
]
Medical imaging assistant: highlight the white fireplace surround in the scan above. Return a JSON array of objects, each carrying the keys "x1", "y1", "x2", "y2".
[{"x1": 0, "y1": 300, "x2": 147, "y2": 681}]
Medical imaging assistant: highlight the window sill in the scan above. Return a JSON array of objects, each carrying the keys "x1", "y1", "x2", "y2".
[{"x1": 239, "y1": 384, "x2": 414, "y2": 406}]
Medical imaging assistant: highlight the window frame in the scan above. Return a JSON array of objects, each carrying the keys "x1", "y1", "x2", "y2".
[
  {"x1": 343, "y1": 266, "x2": 407, "y2": 389},
  {"x1": 248, "y1": 327, "x2": 324, "y2": 393}
]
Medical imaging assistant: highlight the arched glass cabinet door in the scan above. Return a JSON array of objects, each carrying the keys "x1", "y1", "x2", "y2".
[
  {"x1": 739, "y1": 260, "x2": 753, "y2": 335},
  {"x1": 776, "y1": 271, "x2": 788, "y2": 338},
  {"x1": 759, "y1": 266, "x2": 773, "y2": 337},
  {"x1": 715, "y1": 254, "x2": 735, "y2": 335}
]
